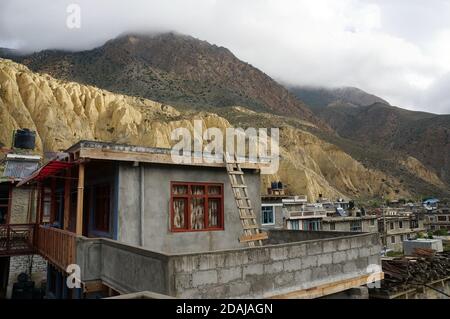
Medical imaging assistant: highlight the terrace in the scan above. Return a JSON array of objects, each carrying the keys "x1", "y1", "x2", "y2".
[{"x1": 74, "y1": 229, "x2": 382, "y2": 299}]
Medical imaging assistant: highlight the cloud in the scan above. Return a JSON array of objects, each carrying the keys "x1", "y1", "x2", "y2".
[{"x1": 0, "y1": 0, "x2": 449, "y2": 114}]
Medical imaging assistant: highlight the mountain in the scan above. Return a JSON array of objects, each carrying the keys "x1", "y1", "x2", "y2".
[
  {"x1": 289, "y1": 86, "x2": 389, "y2": 110},
  {"x1": 289, "y1": 86, "x2": 450, "y2": 187},
  {"x1": 5, "y1": 33, "x2": 326, "y2": 130},
  {"x1": 1, "y1": 58, "x2": 428, "y2": 201},
  {"x1": 1, "y1": 32, "x2": 448, "y2": 200}
]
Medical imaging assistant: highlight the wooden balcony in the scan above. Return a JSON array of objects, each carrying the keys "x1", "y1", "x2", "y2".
[
  {"x1": 36, "y1": 225, "x2": 78, "y2": 272},
  {"x1": 0, "y1": 224, "x2": 36, "y2": 256}
]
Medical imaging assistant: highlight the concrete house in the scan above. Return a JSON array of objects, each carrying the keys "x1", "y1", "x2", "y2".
[
  {"x1": 321, "y1": 215, "x2": 378, "y2": 233},
  {"x1": 0, "y1": 153, "x2": 47, "y2": 299},
  {"x1": 15, "y1": 140, "x2": 383, "y2": 299},
  {"x1": 261, "y1": 194, "x2": 378, "y2": 234},
  {"x1": 424, "y1": 207, "x2": 450, "y2": 233},
  {"x1": 378, "y1": 208, "x2": 425, "y2": 252}
]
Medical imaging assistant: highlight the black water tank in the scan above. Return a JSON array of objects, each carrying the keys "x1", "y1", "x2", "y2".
[
  {"x1": 14, "y1": 129, "x2": 36, "y2": 150},
  {"x1": 277, "y1": 181, "x2": 283, "y2": 189}
]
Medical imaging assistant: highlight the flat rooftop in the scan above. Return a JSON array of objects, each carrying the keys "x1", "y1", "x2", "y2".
[{"x1": 66, "y1": 140, "x2": 268, "y2": 169}]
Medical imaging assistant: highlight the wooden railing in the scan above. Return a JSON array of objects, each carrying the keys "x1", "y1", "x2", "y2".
[
  {"x1": 36, "y1": 225, "x2": 77, "y2": 272},
  {"x1": 0, "y1": 224, "x2": 36, "y2": 256}
]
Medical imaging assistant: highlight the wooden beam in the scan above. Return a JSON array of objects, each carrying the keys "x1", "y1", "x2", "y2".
[
  {"x1": 269, "y1": 272, "x2": 384, "y2": 299},
  {"x1": 79, "y1": 147, "x2": 264, "y2": 170},
  {"x1": 239, "y1": 232, "x2": 268, "y2": 243},
  {"x1": 75, "y1": 163, "x2": 85, "y2": 236},
  {"x1": 63, "y1": 169, "x2": 71, "y2": 230},
  {"x1": 38, "y1": 183, "x2": 44, "y2": 224},
  {"x1": 83, "y1": 280, "x2": 104, "y2": 294}
]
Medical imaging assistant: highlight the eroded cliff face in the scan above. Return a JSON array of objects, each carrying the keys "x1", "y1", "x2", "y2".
[{"x1": 0, "y1": 59, "x2": 443, "y2": 201}]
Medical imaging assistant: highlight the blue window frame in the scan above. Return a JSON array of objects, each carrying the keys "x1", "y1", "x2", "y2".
[{"x1": 262, "y1": 206, "x2": 275, "y2": 225}]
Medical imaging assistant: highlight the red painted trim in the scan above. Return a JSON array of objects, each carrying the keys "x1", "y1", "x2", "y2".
[{"x1": 170, "y1": 181, "x2": 224, "y2": 232}]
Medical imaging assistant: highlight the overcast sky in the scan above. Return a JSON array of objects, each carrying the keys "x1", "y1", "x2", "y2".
[{"x1": 1, "y1": 0, "x2": 449, "y2": 114}]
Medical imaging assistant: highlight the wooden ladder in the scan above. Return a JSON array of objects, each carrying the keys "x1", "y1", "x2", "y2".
[{"x1": 224, "y1": 153, "x2": 268, "y2": 247}]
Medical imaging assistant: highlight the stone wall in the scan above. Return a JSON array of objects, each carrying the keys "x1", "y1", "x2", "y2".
[
  {"x1": 170, "y1": 232, "x2": 381, "y2": 298},
  {"x1": 266, "y1": 229, "x2": 357, "y2": 243},
  {"x1": 76, "y1": 231, "x2": 381, "y2": 299},
  {"x1": 9, "y1": 187, "x2": 36, "y2": 224},
  {"x1": 76, "y1": 237, "x2": 170, "y2": 295},
  {"x1": 6, "y1": 254, "x2": 47, "y2": 298}
]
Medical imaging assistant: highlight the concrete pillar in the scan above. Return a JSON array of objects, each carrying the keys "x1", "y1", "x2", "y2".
[{"x1": 63, "y1": 169, "x2": 71, "y2": 230}]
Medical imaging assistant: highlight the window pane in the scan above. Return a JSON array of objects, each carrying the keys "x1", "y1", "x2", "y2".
[
  {"x1": 0, "y1": 186, "x2": 8, "y2": 206},
  {"x1": 208, "y1": 199, "x2": 220, "y2": 227},
  {"x1": 172, "y1": 185, "x2": 188, "y2": 195},
  {"x1": 43, "y1": 201, "x2": 51, "y2": 219},
  {"x1": 173, "y1": 199, "x2": 186, "y2": 229},
  {"x1": 191, "y1": 185, "x2": 205, "y2": 195},
  {"x1": 208, "y1": 186, "x2": 221, "y2": 195},
  {"x1": 191, "y1": 198, "x2": 205, "y2": 229},
  {"x1": 171, "y1": 183, "x2": 223, "y2": 232},
  {"x1": 262, "y1": 206, "x2": 274, "y2": 224}
]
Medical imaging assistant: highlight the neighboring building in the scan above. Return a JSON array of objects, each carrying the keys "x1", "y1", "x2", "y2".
[
  {"x1": 423, "y1": 198, "x2": 440, "y2": 211},
  {"x1": 0, "y1": 153, "x2": 47, "y2": 299},
  {"x1": 378, "y1": 208, "x2": 425, "y2": 252},
  {"x1": 321, "y1": 215, "x2": 378, "y2": 233},
  {"x1": 16, "y1": 141, "x2": 382, "y2": 299},
  {"x1": 260, "y1": 195, "x2": 288, "y2": 229},
  {"x1": 261, "y1": 194, "x2": 378, "y2": 234},
  {"x1": 261, "y1": 195, "x2": 326, "y2": 230},
  {"x1": 424, "y1": 207, "x2": 450, "y2": 233},
  {"x1": 403, "y1": 238, "x2": 443, "y2": 256}
]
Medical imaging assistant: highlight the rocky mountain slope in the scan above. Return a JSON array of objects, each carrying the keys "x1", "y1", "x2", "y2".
[
  {"x1": 1, "y1": 32, "x2": 448, "y2": 200},
  {"x1": 289, "y1": 86, "x2": 450, "y2": 187},
  {"x1": 2, "y1": 58, "x2": 440, "y2": 201},
  {"x1": 7, "y1": 33, "x2": 325, "y2": 130},
  {"x1": 289, "y1": 86, "x2": 389, "y2": 110}
]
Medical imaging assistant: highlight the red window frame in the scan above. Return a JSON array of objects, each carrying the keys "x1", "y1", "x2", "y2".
[{"x1": 170, "y1": 182, "x2": 224, "y2": 232}]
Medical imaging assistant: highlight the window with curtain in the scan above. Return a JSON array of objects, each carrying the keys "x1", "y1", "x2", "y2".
[{"x1": 171, "y1": 183, "x2": 223, "y2": 232}]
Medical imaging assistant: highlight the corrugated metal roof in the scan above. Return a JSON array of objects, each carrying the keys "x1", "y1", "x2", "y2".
[
  {"x1": 3, "y1": 159, "x2": 40, "y2": 180},
  {"x1": 17, "y1": 160, "x2": 73, "y2": 187}
]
